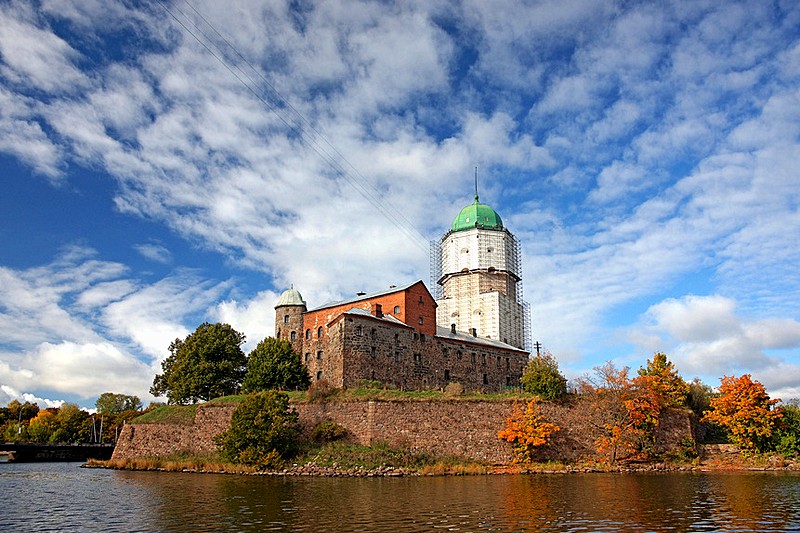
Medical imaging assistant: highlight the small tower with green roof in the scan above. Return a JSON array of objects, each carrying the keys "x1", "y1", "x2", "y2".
[{"x1": 434, "y1": 191, "x2": 528, "y2": 350}]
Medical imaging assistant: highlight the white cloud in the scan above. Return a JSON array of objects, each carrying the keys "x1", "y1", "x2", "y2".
[
  {"x1": 133, "y1": 243, "x2": 173, "y2": 264},
  {"x1": 4, "y1": 341, "x2": 153, "y2": 400},
  {"x1": 0, "y1": 384, "x2": 65, "y2": 409},
  {"x1": 0, "y1": 1, "x2": 88, "y2": 93},
  {"x1": 629, "y1": 294, "x2": 800, "y2": 395},
  {"x1": 211, "y1": 290, "x2": 281, "y2": 352}
]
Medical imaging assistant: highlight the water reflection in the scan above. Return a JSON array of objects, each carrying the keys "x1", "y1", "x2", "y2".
[{"x1": 1, "y1": 463, "x2": 799, "y2": 532}]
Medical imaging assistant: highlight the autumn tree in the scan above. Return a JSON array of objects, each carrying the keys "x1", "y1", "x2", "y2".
[
  {"x1": 576, "y1": 362, "x2": 662, "y2": 463},
  {"x1": 215, "y1": 391, "x2": 300, "y2": 469},
  {"x1": 702, "y1": 374, "x2": 782, "y2": 453},
  {"x1": 498, "y1": 399, "x2": 560, "y2": 462},
  {"x1": 520, "y1": 350, "x2": 567, "y2": 400},
  {"x1": 637, "y1": 352, "x2": 689, "y2": 408},
  {"x1": 242, "y1": 337, "x2": 310, "y2": 392},
  {"x1": 151, "y1": 322, "x2": 247, "y2": 404}
]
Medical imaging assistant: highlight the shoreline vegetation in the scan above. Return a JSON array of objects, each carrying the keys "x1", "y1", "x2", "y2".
[
  {"x1": 86, "y1": 449, "x2": 800, "y2": 477},
  {"x1": 88, "y1": 388, "x2": 800, "y2": 477}
]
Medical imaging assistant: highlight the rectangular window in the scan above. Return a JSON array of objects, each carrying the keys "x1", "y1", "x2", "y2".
[
  {"x1": 483, "y1": 373, "x2": 488, "y2": 385},
  {"x1": 444, "y1": 369, "x2": 450, "y2": 381},
  {"x1": 355, "y1": 325, "x2": 362, "y2": 336},
  {"x1": 413, "y1": 353, "x2": 422, "y2": 363},
  {"x1": 370, "y1": 346, "x2": 377, "y2": 357},
  {"x1": 316, "y1": 350, "x2": 323, "y2": 360}
]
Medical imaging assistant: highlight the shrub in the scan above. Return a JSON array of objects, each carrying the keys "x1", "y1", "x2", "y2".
[
  {"x1": 311, "y1": 420, "x2": 348, "y2": 443},
  {"x1": 215, "y1": 391, "x2": 299, "y2": 470},
  {"x1": 307, "y1": 380, "x2": 337, "y2": 403},
  {"x1": 520, "y1": 352, "x2": 567, "y2": 400},
  {"x1": 444, "y1": 382, "x2": 465, "y2": 397},
  {"x1": 498, "y1": 400, "x2": 560, "y2": 463}
]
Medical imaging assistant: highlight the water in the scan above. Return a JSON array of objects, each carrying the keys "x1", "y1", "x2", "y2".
[{"x1": 1, "y1": 463, "x2": 800, "y2": 532}]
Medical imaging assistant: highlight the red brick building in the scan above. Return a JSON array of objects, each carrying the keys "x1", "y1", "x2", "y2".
[{"x1": 275, "y1": 280, "x2": 528, "y2": 392}]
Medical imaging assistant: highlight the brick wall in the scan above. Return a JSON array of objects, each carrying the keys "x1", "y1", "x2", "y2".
[{"x1": 112, "y1": 399, "x2": 692, "y2": 465}]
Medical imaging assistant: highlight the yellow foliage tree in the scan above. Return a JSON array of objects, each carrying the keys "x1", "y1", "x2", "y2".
[
  {"x1": 637, "y1": 352, "x2": 689, "y2": 408},
  {"x1": 498, "y1": 400, "x2": 560, "y2": 463},
  {"x1": 577, "y1": 362, "x2": 664, "y2": 463},
  {"x1": 703, "y1": 374, "x2": 782, "y2": 453}
]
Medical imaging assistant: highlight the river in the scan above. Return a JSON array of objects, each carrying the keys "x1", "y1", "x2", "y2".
[{"x1": 1, "y1": 463, "x2": 799, "y2": 532}]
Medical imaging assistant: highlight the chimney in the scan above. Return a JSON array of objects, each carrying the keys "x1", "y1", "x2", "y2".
[
  {"x1": 356, "y1": 291, "x2": 366, "y2": 296},
  {"x1": 471, "y1": 328, "x2": 477, "y2": 337},
  {"x1": 450, "y1": 324, "x2": 457, "y2": 334},
  {"x1": 372, "y1": 303, "x2": 383, "y2": 318}
]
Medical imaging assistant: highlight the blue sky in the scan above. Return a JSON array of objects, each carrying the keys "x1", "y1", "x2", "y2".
[{"x1": 1, "y1": 0, "x2": 799, "y2": 409}]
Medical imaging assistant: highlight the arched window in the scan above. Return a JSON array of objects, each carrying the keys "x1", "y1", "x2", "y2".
[
  {"x1": 355, "y1": 325, "x2": 362, "y2": 336},
  {"x1": 305, "y1": 329, "x2": 311, "y2": 339},
  {"x1": 317, "y1": 326, "x2": 324, "y2": 338},
  {"x1": 394, "y1": 305, "x2": 401, "y2": 314},
  {"x1": 290, "y1": 331, "x2": 297, "y2": 341}
]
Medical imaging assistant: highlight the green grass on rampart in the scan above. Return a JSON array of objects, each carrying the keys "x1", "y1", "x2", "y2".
[{"x1": 131, "y1": 388, "x2": 540, "y2": 424}]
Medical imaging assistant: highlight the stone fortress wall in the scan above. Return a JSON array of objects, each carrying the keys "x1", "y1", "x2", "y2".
[{"x1": 112, "y1": 399, "x2": 693, "y2": 465}]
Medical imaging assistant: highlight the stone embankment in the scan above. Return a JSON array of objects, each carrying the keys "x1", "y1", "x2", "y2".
[{"x1": 112, "y1": 397, "x2": 694, "y2": 466}]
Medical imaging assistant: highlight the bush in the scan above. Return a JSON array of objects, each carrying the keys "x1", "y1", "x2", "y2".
[
  {"x1": 215, "y1": 391, "x2": 299, "y2": 470},
  {"x1": 307, "y1": 380, "x2": 337, "y2": 403},
  {"x1": 311, "y1": 420, "x2": 348, "y2": 443},
  {"x1": 520, "y1": 352, "x2": 567, "y2": 400},
  {"x1": 444, "y1": 382, "x2": 465, "y2": 397}
]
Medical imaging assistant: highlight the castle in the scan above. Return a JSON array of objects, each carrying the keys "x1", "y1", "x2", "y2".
[{"x1": 275, "y1": 194, "x2": 530, "y2": 392}]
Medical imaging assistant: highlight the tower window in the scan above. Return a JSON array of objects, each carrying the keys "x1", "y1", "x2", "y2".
[
  {"x1": 290, "y1": 331, "x2": 297, "y2": 341},
  {"x1": 305, "y1": 353, "x2": 310, "y2": 363},
  {"x1": 355, "y1": 325, "x2": 362, "y2": 336},
  {"x1": 317, "y1": 326, "x2": 324, "y2": 338},
  {"x1": 418, "y1": 317, "x2": 423, "y2": 325},
  {"x1": 305, "y1": 329, "x2": 311, "y2": 339},
  {"x1": 316, "y1": 371, "x2": 322, "y2": 381},
  {"x1": 284, "y1": 315, "x2": 289, "y2": 324},
  {"x1": 316, "y1": 350, "x2": 323, "y2": 360}
]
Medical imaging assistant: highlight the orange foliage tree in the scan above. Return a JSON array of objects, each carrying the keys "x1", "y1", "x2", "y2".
[
  {"x1": 577, "y1": 362, "x2": 664, "y2": 463},
  {"x1": 702, "y1": 374, "x2": 782, "y2": 453},
  {"x1": 637, "y1": 352, "x2": 689, "y2": 408},
  {"x1": 498, "y1": 400, "x2": 560, "y2": 463}
]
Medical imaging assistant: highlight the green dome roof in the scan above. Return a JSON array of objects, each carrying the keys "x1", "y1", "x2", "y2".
[
  {"x1": 451, "y1": 195, "x2": 504, "y2": 232},
  {"x1": 275, "y1": 286, "x2": 306, "y2": 308}
]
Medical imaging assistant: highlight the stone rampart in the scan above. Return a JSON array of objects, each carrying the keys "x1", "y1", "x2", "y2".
[{"x1": 112, "y1": 399, "x2": 692, "y2": 464}]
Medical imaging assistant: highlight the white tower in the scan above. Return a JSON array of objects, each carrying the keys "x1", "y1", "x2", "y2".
[{"x1": 434, "y1": 194, "x2": 528, "y2": 350}]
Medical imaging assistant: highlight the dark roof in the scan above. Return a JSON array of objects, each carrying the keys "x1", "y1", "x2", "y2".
[
  {"x1": 308, "y1": 280, "x2": 429, "y2": 312},
  {"x1": 434, "y1": 325, "x2": 527, "y2": 353}
]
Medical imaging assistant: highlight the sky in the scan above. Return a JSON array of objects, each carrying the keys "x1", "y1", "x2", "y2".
[{"x1": 1, "y1": 0, "x2": 799, "y2": 410}]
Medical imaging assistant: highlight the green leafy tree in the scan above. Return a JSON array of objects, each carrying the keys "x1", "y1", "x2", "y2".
[
  {"x1": 27, "y1": 410, "x2": 58, "y2": 442},
  {"x1": 151, "y1": 323, "x2": 247, "y2": 404},
  {"x1": 773, "y1": 400, "x2": 800, "y2": 458},
  {"x1": 243, "y1": 337, "x2": 310, "y2": 392},
  {"x1": 703, "y1": 374, "x2": 782, "y2": 453},
  {"x1": 637, "y1": 352, "x2": 689, "y2": 408},
  {"x1": 687, "y1": 378, "x2": 714, "y2": 417},
  {"x1": 215, "y1": 391, "x2": 300, "y2": 469},
  {"x1": 95, "y1": 393, "x2": 142, "y2": 414},
  {"x1": 51, "y1": 403, "x2": 90, "y2": 443},
  {"x1": 519, "y1": 350, "x2": 567, "y2": 400}
]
